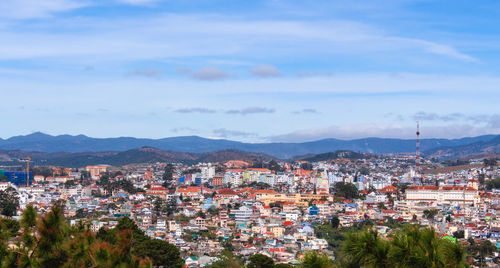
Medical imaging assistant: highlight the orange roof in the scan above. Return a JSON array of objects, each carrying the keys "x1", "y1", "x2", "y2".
[
  {"x1": 217, "y1": 189, "x2": 238, "y2": 195},
  {"x1": 378, "y1": 185, "x2": 398, "y2": 193},
  {"x1": 237, "y1": 187, "x2": 254, "y2": 193},
  {"x1": 441, "y1": 186, "x2": 476, "y2": 191},
  {"x1": 294, "y1": 169, "x2": 312, "y2": 176},
  {"x1": 254, "y1": 189, "x2": 277, "y2": 194},
  {"x1": 408, "y1": 186, "x2": 476, "y2": 191},
  {"x1": 177, "y1": 186, "x2": 202, "y2": 193},
  {"x1": 149, "y1": 187, "x2": 168, "y2": 191},
  {"x1": 407, "y1": 186, "x2": 439, "y2": 190},
  {"x1": 245, "y1": 168, "x2": 271, "y2": 172}
]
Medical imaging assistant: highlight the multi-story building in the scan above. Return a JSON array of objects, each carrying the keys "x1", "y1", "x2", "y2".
[
  {"x1": 86, "y1": 165, "x2": 108, "y2": 180},
  {"x1": 231, "y1": 206, "x2": 253, "y2": 224},
  {"x1": 406, "y1": 185, "x2": 478, "y2": 205}
]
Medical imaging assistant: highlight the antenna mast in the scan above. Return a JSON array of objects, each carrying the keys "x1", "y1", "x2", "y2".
[
  {"x1": 416, "y1": 121, "x2": 420, "y2": 175},
  {"x1": 416, "y1": 121, "x2": 420, "y2": 166}
]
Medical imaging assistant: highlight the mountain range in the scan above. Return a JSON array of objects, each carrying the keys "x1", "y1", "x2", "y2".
[
  {"x1": 424, "y1": 135, "x2": 500, "y2": 159},
  {"x1": 0, "y1": 132, "x2": 498, "y2": 159},
  {"x1": 0, "y1": 147, "x2": 277, "y2": 167}
]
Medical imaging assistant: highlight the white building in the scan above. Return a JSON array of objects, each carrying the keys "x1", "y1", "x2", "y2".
[
  {"x1": 406, "y1": 186, "x2": 478, "y2": 205},
  {"x1": 231, "y1": 206, "x2": 253, "y2": 223},
  {"x1": 201, "y1": 165, "x2": 215, "y2": 179}
]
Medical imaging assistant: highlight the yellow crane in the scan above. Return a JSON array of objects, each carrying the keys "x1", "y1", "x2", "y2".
[{"x1": 20, "y1": 156, "x2": 31, "y2": 187}]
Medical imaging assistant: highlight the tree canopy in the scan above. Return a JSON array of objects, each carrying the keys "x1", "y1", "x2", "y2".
[
  {"x1": 342, "y1": 225, "x2": 467, "y2": 268},
  {"x1": 0, "y1": 187, "x2": 19, "y2": 217},
  {"x1": 247, "y1": 254, "x2": 275, "y2": 268},
  {"x1": 0, "y1": 206, "x2": 184, "y2": 268},
  {"x1": 334, "y1": 182, "x2": 359, "y2": 199}
]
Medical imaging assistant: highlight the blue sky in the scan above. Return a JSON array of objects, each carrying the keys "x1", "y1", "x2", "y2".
[{"x1": 1, "y1": 0, "x2": 499, "y2": 142}]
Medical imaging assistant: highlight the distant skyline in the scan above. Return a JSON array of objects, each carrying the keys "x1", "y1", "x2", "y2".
[{"x1": 1, "y1": 0, "x2": 500, "y2": 142}]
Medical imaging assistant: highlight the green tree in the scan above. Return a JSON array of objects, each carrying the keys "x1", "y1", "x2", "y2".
[
  {"x1": 247, "y1": 254, "x2": 274, "y2": 268},
  {"x1": 485, "y1": 177, "x2": 500, "y2": 190},
  {"x1": 330, "y1": 216, "x2": 340, "y2": 229},
  {"x1": 275, "y1": 264, "x2": 294, "y2": 268},
  {"x1": 162, "y1": 164, "x2": 175, "y2": 188},
  {"x1": 0, "y1": 187, "x2": 19, "y2": 217},
  {"x1": 343, "y1": 229, "x2": 390, "y2": 267},
  {"x1": 134, "y1": 239, "x2": 183, "y2": 267},
  {"x1": 1, "y1": 206, "x2": 152, "y2": 267},
  {"x1": 222, "y1": 240, "x2": 235, "y2": 251},
  {"x1": 207, "y1": 205, "x2": 219, "y2": 216},
  {"x1": 300, "y1": 163, "x2": 313, "y2": 171},
  {"x1": 343, "y1": 225, "x2": 468, "y2": 268},
  {"x1": 268, "y1": 160, "x2": 284, "y2": 172},
  {"x1": 483, "y1": 158, "x2": 497, "y2": 168},
  {"x1": 423, "y1": 209, "x2": 439, "y2": 219},
  {"x1": 453, "y1": 230, "x2": 464, "y2": 239},
  {"x1": 0, "y1": 218, "x2": 20, "y2": 237},
  {"x1": 334, "y1": 182, "x2": 359, "y2": 199},
  {"x1": 300, "y1": 251, "x2": 333, "y2": 268}
]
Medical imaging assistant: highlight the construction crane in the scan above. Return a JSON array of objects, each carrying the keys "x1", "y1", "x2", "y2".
[{"x1": 20, "y1": 156, "x2": 31, "y2": 187}]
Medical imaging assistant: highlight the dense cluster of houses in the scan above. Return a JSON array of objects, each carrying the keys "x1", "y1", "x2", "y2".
[{"x1": 1, "y1": 156, "x2": 499, "y2": 266}]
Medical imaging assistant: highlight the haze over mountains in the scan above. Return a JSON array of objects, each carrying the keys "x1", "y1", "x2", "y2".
[{"x1": 0, "y1": 132, "x2": 498, "y2": 160}]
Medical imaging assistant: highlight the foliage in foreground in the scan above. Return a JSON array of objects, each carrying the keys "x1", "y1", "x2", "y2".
[
  {"x1": 0, "y1": 205, "x2": 183, "y2": 268},
  {"x1": 342, "y1": 225, "x2": 468, "y2": 268}
]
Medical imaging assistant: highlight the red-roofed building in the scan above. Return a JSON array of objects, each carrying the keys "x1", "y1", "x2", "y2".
[
  {"x1": 254, "y1": 189, "x2": 278, "y2": 198},
  {"x1": 294, "y1": 169, "x2": 312, "y2": 177},
  {"x1": 406, "y1": 185, "x2": 477, "y2": 205},
  {"x1": 146, "y1": 186, "x2": 168, "y2": 199},
  {"x1": 177, "y1": 186, "x2": 213, "y2": 197},
  {"x1": 378, "y1": 185, "x2": 398, "y2": 194}
]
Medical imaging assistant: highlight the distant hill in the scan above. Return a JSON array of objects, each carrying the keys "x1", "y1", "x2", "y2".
[
  {"x1": 0, "y1": 132, "x2": 498, "y2": 159},
  {"x1": 294, "y1": 150, "x2": 367, "y2": 162},
  {"x1": 0, "y1": 147, "x2": 277, "y2": 167},
  {"x1": 424, "y1": 135, "x2": 500, "y2": 159}
]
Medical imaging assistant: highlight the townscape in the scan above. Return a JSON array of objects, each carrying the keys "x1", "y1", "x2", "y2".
[
  {"x1": 2, "y1": 0, "x2": 500, "y2": 267},
  {"x1": 1, "y1": 153, "x2": 499, "y2": 267}
]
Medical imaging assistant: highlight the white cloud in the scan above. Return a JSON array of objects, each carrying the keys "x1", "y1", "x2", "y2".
[
  {"x1": 212, "y1": 128, "x2": 257, "y2": 138},
  {"x1": 174, "y1": 107, "x2": 217, "y2": 114},
  {"x1": 127, "y1": 68, "x2": 162, "y2": 77},
  {"x1": 191, "y1": 67, "x2": 228, "y2": 81},
  {"x1": 0, "y1": 14, "x2": 477, "y2": 63},
  {"x1": 270, "y1": 123, "x2": 500, "y2": 142},
  {"x1": 226, "y1": 107, "x2": 275, "y2": 115},
  {"x1": 118, "y1": 0, "x2": 158, "y2": 6},
  {"x1": 390, "y1": 37, "x2": 477, "y2": 62},
  {"x1": 249, "y1": 64, "x2": 281, "y2": 77},
  {"x1": 0, "y1": 0, "x2": 87, "y2": 19},
  {"x1": 292, "y1": 108, "x2": 318, "y2": 114}
]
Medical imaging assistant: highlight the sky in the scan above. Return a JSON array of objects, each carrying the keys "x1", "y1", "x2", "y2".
[{"x1": 1, "y1": 0, "x2": 500, "y2": 142}]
